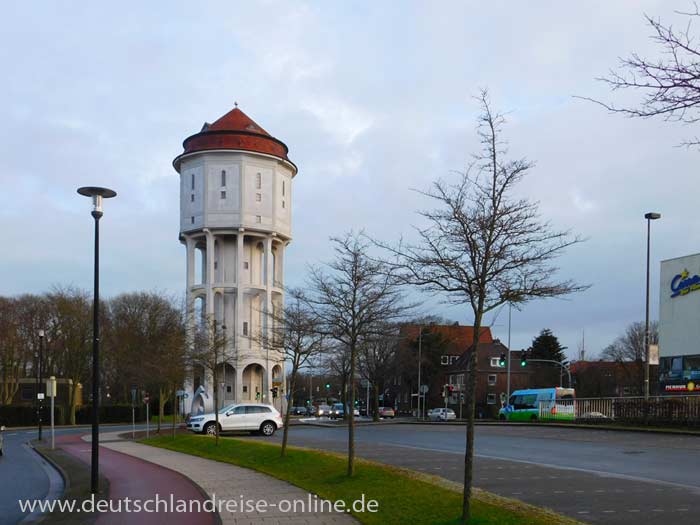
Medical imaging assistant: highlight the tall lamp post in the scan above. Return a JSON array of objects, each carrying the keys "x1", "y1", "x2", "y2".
[
  {"x1": 77, "y1": 186, "x2": 117, "y2": 495},
  {"x1": 38, "y1": 330, "x2": 45, "y2": 440},
  {"x1": 644, "y1": 212, "x2": 661, "y2": 400}
]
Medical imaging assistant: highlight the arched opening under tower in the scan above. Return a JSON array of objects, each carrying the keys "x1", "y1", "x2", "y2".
[
  {"x1": 216, "y1": 362, "x2": 236, "y2": 408},
  {"x1": 242, "y1": 363, "x2": 265, "y2": 401},
  {"x1": 194, "y1": 243, "x2": 206, "y2": 285}
]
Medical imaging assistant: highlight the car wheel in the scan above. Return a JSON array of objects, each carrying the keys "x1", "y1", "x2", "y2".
[
  {"x1": 203, "y1": 422, "x2": 218, "y2": 436},
  {"x1": 260, "y1": 421, "x2": 276, "y2": 437}
]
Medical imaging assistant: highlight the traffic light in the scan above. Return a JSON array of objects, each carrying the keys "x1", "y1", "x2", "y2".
[
  {"x1": 255, "y1": 391, "x2": 261, "y2": 400},
  {"x1": 520, "y1": 351, "x2": 528, "y2": 367},
  {"x1": 442, "y1": 384, "x2": 449, "y2": 398},
  {"x1": 354, "y1": 399, "x2": 358, "y2": 406},
  {"x1": 448, "y1": 384, "x2": 455, "y2": 394},
  {"x1": 325, "y1": 382, "x2": 331, "y2": 390},
  {"x1": 271, "y1": 387, "x2": 278, "y2": 398},
  {"x1": 499, "y1": 353, "x2": 506, "y2": 367}
]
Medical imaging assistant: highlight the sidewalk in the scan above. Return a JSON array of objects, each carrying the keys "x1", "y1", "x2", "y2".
[{"x1": 95, "y1": 431, "x2": 357, "y2": 525}]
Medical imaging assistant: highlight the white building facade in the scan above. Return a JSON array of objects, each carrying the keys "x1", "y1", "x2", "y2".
[
  {"x1": 659, "y1": 253, "x2": 700, "y2": 394},
  {"x1": 173, "y1": 106, "x2": 296, "y2": 414}
]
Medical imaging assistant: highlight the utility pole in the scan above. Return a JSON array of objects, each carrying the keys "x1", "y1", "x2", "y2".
[
  {"x1": 506, "y1": 303, "x2": 512, "y2": 401},
  {"x1": 417, "y1": 326, "x2": 422, "y2": 419}
]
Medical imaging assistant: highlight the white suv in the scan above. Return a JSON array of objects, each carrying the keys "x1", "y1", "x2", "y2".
[{"x1": 187, "y1": 404, "x2": 283, "y2": 437}]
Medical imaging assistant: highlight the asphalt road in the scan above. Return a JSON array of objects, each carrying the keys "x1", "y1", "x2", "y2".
[
  {"x1": 0, "y1": 424, "x2": 145, "y2": 524},
  {"x1": 253, "y1": 422, "x2": 700, "y2": 524}
]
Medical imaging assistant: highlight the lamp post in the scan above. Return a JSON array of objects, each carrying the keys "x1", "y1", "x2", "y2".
[
  {"x1": 644, "y1": 212, "x2": 661, "y2": 400},
  {"x1": 77, "y1": 186, "x2": 116, "y2": 495},
  {"x1": 417, "y1": 326, "x2": 422, "y2": 419},
  {"x1": 38, "y1": 330, "x2": 45, "y2": 440}
]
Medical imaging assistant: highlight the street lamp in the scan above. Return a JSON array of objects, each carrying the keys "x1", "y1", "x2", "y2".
[
  {"x1": 644, "y1": 212, "x2": 661, "y2": 400},
  {"x1": 38, "y1": 330, "x2": 45, "y2": 440},
  {"x1": 77, "y1": 186, "x2": 116, "y2": 494}
]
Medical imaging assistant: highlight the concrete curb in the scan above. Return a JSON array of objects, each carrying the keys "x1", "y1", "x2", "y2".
[{"x1": 21, "y1": 443, "x2": 66, "y2": 524}]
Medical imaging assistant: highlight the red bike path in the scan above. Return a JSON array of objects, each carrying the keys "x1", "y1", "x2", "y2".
[{"x1": 56, "y1": 434, "x2": 217, "y2": 525}]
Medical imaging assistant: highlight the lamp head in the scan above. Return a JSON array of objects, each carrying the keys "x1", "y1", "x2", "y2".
[
  {"x1": 38, "y1": 329, "x2": 45, "y2": 338},
  {"x1": 644, "y1": 212, "x2": 661, "y2": 220},
  {"x1": 77, "y1": 186, "x2": 117, "y2": 213}
]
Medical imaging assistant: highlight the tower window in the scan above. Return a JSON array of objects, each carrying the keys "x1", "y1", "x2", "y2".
[
  {"x1": 221, "y1": 191, "x2": 226, "y2": 199},
  {"x1": 190, "y1": 194, "x2": 194, "y2": 202},
  {"x1": 256, "y1": 193, "x2": 261, "y2": 202},
  {"x1": 191, "y1": 216, "x2": 195, "y2": 224},
  {"x1": 243, "y1": 262, "x2": 249, "y2": 269},
  {"x1": 256, "y1": 172, "x2": 261, "y2": 189},
  {"x1": 282, "y1": 200, "x2": 285, "y2": 208},
  {"x1": 255, "y1": 215, "x2": 262, "y2": 223},
  {"x1": 191, "y1": 174, "x2": 195, "y2": 190},
  {"x1": 243, "y1": 322, "x2": 248, "y2": 336},
  {"x1": 221, "y1": 170, "x2": 226, "y2": 187},
  {"x1": 214, "y1": 261, "x2": 218, "y2": 270},
  {"x1": 282, "y1": 181, "x2": 285, "y2": 196}
]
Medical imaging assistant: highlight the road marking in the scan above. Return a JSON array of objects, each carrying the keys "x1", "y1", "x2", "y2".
[
  {"x1": 652, "y1": 509, "x2": 664, "y2": 512},
  {"x1": 577, "y1": 511, "x2": 590, "y2": 515},
  {"x1": 553, "y1": 490, "x2": 564, "y2": 494},
  {"x1": 602, "y1": 510, "x2": 616, "y2": 513},
  {"x1": 628, "y1": 509, "x2": 640, "y2": 513}
]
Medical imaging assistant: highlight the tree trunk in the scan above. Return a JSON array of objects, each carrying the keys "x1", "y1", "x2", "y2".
[
  {"x1": 69, "y1": 381, "x2": 79, "y2": 425},
  {"x1": 348, "y1": 343, "x2": 356, "y2": 476},
  {"x1": 281, "y1": 367, "x2": 297, "y2": 457},
  {"x1": 171, "y1": 387, "x2": 176, "y2": 439},
  {"x1": 462, "y1": 317, "x2": 482, "y2": 524},
  {"x1": 158, "y1": 387, "x2": 166, "y2": 434},
  {"x1": 372, "y1": 384, "x2": 380, "y2": 422}
]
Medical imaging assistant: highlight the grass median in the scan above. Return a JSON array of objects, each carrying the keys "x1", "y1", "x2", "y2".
[{"x1": 142, "y1": 434, "x2": 580, "y2": 525}]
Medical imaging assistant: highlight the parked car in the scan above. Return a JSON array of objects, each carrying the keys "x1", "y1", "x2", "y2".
[
  {"x1": 316, "y1": 404, "x2": 332, "y2": 417},
  {"x1": 377, "y1": 406, "x2": 395, "y2": 418},
  {"x1": 0, "y1": 425, "x2": 5, "y2": 456},
  {"x1": 305, "y1": 406, "x2": 316, "y2": 416},
  {"x1": 187, "y1": 403, "x2": 283, "y2": 437},
  {"x1": 290, "y1": 406, "x2": 307, "y2": 416},
  {"x1": 429, "y1": 408, "x2": 456, "y2": 421}
]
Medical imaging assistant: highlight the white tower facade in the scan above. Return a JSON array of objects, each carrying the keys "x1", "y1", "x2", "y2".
[{"x1": 173, "y1": 107, "x2": 296, "y2": 415}]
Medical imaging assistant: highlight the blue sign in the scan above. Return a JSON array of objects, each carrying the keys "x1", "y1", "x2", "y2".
[{"x1": 671, "y1": 269, "x2": 700, "y2": 298}]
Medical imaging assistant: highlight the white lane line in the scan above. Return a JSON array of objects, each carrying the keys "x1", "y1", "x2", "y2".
[
  {"x1": 602, "y1": 510, "x2": 616, "y2": 514},
  {"x1": 652, "y1": 509, "x2": 664, "y2": 512},
  {"x1": 577, "y1": 511, "x2": 590, "y2": 515}
]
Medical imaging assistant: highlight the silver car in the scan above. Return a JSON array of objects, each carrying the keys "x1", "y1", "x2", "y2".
[
  {"x1": 429, "y1": 408, "x2": 457, "y2": 421},
  {"x1": 0, "y1": 425, "x2": 5, "y2": 456},
  {"x1": 187, "y1": 404, "x2": 283, "y2": 437}
]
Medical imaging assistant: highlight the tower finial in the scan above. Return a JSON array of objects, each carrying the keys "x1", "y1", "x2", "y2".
[{"x1": 234, "y1": 101, "x2": 238, "y2": 108}]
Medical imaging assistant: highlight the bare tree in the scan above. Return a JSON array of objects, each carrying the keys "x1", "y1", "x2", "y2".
[
  {"x1": 359, "y1": 325, "x2": 399, "y2": 422},
  {"x1": 374, "y1": 91, "x2": 586, "y2": 523},
  {"x1": 602, "y1": 321, "x2": 659, "y2": 362},
  {"x1": 303, "y1": 232, "x2": 407, "y2": 476},
  {"x1": 186, "y1": 315, "x2": 231, "y2": 445},
  {"x1": 584, "y1": 7, "x2": 700, "y2": 147},
  {"x1": 253, "y1": 290, "x2": 324, "y2": 456}
]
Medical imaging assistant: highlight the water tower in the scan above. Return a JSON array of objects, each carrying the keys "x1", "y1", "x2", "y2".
[{"x1": 173, "y1": 105, "x2": 296, "y2": 414}]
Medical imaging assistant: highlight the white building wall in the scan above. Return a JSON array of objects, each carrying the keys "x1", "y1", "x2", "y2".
[{"x1": 659, "y1": 253, "x2": 700, "y2": 358}]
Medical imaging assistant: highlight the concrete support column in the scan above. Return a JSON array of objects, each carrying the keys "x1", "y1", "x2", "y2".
[
  {"x1": 236, "y1": 229, "x2": 245, "y2": 360},
  {"x1": 234, "y1": 365, "x2": 243, "y2": 403},
  {"x1": 264, "y1": 236, "x2": 274, "y2": 402},
  {"x1": 205, "y1": 229, "x2": 215, "y2": 317}
]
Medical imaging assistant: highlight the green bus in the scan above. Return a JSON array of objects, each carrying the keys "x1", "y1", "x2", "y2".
[{"x1": 498, "y1": 387, "x2": 575, "y2": 421}]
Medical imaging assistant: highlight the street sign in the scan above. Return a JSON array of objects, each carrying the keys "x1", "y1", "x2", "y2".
[
  {"x1": 649, "y1": 344, "x2": 659, "y2": 365},
  {"x1": 360, "y1": 379, "x2": 369, "y2": 387},
  {"x1": 144, "y1": 394, "x2": 150, "y2": 404},
  {"x1": 37, "y1": 393, "x2": 45, "y2": 400},
  {"x1": 420, "y1": 384, "x2": 429, "y2": 394},
  {"x1": 47, "y1": 377, "x2": 57, "y2": 398}
]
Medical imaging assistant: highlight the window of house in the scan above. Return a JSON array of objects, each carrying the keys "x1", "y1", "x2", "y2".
[
  {"x1": 487, "y1": 393, "x2": 497, "y2": 405},
  {"x1": 221, "y1": 191, "x2": 226, "y2": 199},
  {"x1": 441, "y1": 355, "x2": 450, "y2": 365},
  {"x1": 191, "y1": 174, "x2": 195, "y2": 190},
  {"x1": 490, "y1": 357, "x2": 503, "y2": 368},
  {"x1": 488, "y1": 374, "x2": 497, "y2": 386},
  {"x1": 256, "y1": 193, "x2": 261, "y2": 202},
  {"x1": 256, "y1": 172, "x2": 261, "y2": 189},
  {"x1": 256, "y1": 215, "x2": 262, "y2": 223},
  {"x1": 243, "y1": 385, "x2": 248, "y2": 393},
  {"x1": 221, "y1": 170, "x2": 226, "y2": 187},
  {"x1": 456, "y1": 374, "x2": 464, "y2": 385},
  {"x1": 21, "y1": 385, "x2": 34, "y2": 401},
  {"x1": 243, "y1": 322, "x2": 248, "y2": 336}
]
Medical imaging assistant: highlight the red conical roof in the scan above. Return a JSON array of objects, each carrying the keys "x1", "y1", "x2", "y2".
[{"x1": 174, "y1": 106, "x2": 294, "y2": 171}]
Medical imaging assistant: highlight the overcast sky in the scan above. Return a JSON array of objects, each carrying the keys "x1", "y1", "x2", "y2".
[{"x1": 2, "y1": 1, "x2": 698, "y2": 359}]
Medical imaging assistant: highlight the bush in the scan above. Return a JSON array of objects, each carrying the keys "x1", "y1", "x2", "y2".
[{"x1": 0, "y1": 404, "x2": 66, "y2": 427}]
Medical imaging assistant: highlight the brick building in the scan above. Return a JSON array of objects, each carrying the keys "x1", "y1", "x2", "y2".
[{"x1": 447, "y1": 340, "x2": 534, "y2": 418}]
